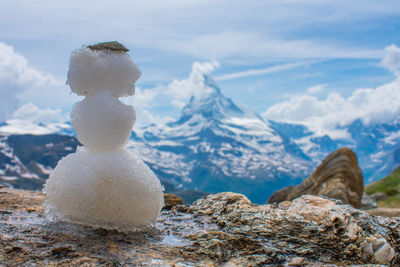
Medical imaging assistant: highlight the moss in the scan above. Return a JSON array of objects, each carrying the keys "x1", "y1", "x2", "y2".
[
  {"x1": 365, "y1": 167, "x2": 400, "y2": 195},
  {"x1": 365, "y1": 167, "x2": 400, "y2": 208},
  {"x1": 376, "y1": 195, "x2": 400, "y2": 208}
]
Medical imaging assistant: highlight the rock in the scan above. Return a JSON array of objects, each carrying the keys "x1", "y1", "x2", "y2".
[
  {"x1": 361, "y1": 192, "x2": 378, "y2": 210},
  {"x1": 265, "y1": 185, "x2": 294, "y2": 203},
  {"x1": 1, "y1": 188, "x2": 399, "y2": 265},
  {"x1": 268, "y1": 148, "x2": 364, "y2": 208},
  {"x1": 87, "y1": 41, "x2": 129, "y2": 52},
  {"x1": 163, "y1": 193, "x2": 183, "y2": 209}
]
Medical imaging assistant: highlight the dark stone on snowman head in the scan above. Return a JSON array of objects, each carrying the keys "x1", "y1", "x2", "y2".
[{"x1": 87, "y1": 41, "x2": 129, "y2": 52}]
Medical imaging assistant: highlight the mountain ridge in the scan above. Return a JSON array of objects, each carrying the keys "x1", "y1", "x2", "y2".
[
  {"x1": 1, "y1": 74, "x2": 400, "y2": 203},
  {"x1": 269, "y1": 118, "x2": 400, "y2": 183},
  {"x1": 128, "y1": 75, "x2": 313, "y2": 202}
]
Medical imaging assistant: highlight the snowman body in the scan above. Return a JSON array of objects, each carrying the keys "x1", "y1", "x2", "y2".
[{"x1": 44, "y1": 45, "x2": 164, "y2": 231}]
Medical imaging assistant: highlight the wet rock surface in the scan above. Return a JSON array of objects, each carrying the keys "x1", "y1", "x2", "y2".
[
  {"x1": 268, "y1": 148, "x2": 364, "y2": 208},
  {"x1": 361, "y1": 192, "x2": 378, "y2": 210},
  {"x1": 1, "y1": 188, "x2": 399, "y2": 266}
]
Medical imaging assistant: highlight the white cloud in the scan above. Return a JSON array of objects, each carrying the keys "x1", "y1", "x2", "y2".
[
  {"x1": 1, "y1": 1, "x2": 393, "y2": 64},
  {"x1": 306, "y1": 84, "x2": 326, "y2": 94},
  {"x1": 11, "y1": 103, "x2": 64, "y2": 124},
  {"x1": 124, "y1": 86, "x2": 168, "y2": 126},
  {"x1": 263, "y1": 78, "x2": 400, "y2": 138},
  {"x1": 215, "y1": 61, "x2": 315, "y2": 81},
  {"x1": 171, "y1": 99, "x2": 186, "y2": 109},
  {"x1": 381, "y1": 44, "x2": 400, "y2": 76},
  {"x1": 167, "y1": 61, "x2": 219, "y2": 102},
  {"x1": 135, "y1": 109, "x2": 174, "y2": 127},
  {"x1": 128, "y1": 87, "x2": 159, "y2": 109},
  {"x1": 1, "y1": 0, "x2": 399, "y2": 128},
  {"x1": 0, "y1": 42, "x2": 62, "y2": 122},
  {"x1": 161, "y1": 31, "x2": 382, "y2": 62},
  {"x1": 0, "y1": 42, "x2": 57, "y2": 86},
  {"x1": 294, "y1": 72, "x2": 324, "y2": 80}
]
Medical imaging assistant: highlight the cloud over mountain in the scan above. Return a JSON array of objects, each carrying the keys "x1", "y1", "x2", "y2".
[
  {"x1": 167, "y1": 61, "x2": 220, "y2": 108},
  {"x1": 263, "y1": 45, "x2": 400, "y2": 139},
  {"x1": 0, "y1": 42, "x2": 59, "y2": 122},
  {"x1": 263, "y1": 78, "x2": 400, "y2": 139},
  {"x1": 11, "y1": 103, "x2": 63, "y2": 124}
]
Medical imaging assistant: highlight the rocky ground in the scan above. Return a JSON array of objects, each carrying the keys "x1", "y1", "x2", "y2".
[{"x1": 0, "y1": 187, "x2": 399, "y2": 266}]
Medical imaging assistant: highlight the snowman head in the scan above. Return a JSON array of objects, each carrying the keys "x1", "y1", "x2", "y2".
[{"x1": 67, "y1": 41, "x2": 141, "y2": 98}]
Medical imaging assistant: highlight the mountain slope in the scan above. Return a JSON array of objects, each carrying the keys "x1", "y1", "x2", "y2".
[
  {"x1": 5, "y1": 73, "x2": 400, "y2": 203},
  {"x1": 0, "y1": 134, "x2": 79, "y2": 190},
  {"x1": 269, "y1": 118, "x2": 400, "y2": 183},
  {"x1": 0, "y1": 75, "x2": 314, "y2": 203},
  {"x1": 129, "y1": 75, "x2": 313, "y2": 203}
]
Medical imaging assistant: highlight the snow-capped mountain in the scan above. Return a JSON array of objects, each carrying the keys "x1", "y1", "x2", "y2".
[
  {"x1": 0, "y1": 134, "x2": 79, "y2": 190},
  {"x1": 2, "y1": 73, "x2": 400, "y2": 203},
  {"x1": 128, "y1": 75, "x2": 313, "y2": 203},
  {"x1": 269, "y1": 118, "x2": 400, "y2": 183},
  {"x1": 345, "y1": 118, "x2": 400, "y2": 182},
  {"x1": 0, "y1": 75, "x2": 314, "y2": 203}
]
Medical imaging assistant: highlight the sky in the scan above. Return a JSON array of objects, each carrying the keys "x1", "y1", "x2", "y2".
[{"x1": 1, "y1": 0, "x2": 400, "y2": 137}]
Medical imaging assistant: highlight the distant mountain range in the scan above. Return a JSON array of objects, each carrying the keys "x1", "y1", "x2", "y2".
[
  {"x1": 269, "y1": 117, "x2": 400, "y2": 183},
  {"x1": 1, "y1": 75, "x2": 400, "y2": 203},
  {"x1": 0, "y1": 134, "x2": 79, "y2": 190}
]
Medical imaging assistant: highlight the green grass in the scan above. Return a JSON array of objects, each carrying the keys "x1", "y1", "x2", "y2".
[{"x1": 365, "y1": 167, "x2": 400, "y2": 208}]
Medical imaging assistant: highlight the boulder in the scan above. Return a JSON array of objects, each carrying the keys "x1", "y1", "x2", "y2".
[
  {"x1": 361, "y1": 192, "x2": 378, "y2": 210},
  {"x1": 268, "y1": 148, "x2": 364, "y2": 208},
  {"x1": 1, "y1": 188, "x2": 399, "y2": 265},
  {"x1": 163, "y1": 193, "x2": 183, "y2": 209}
]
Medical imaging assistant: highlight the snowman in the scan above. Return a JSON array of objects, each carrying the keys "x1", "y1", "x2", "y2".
[{"x1": 43, "y1": 42, "x2": 164, "y2": 231}]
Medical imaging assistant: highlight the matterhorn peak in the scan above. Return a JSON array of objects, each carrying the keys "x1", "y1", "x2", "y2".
[
  {"x1": 180, "y1": 73, "x2": 244, "y2": 121},
  {"x1": 189, "y1": 61, "x2": 221, "y2": 100}
]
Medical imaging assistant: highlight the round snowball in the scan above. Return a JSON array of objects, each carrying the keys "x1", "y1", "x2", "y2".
[
  {"x1": 43, "y1": 148, "x2": 164, "y2": 230},
  {"x1": 71, "y1": 91, "x2": 135, "y2": 152},
  {"x1": 67, "y1": 47, "x2": 141, "y2": 97}
]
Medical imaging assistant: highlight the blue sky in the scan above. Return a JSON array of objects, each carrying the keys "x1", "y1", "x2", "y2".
[{"x1": 1, "y1": 1, "x2": 400, "y2": 135}]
